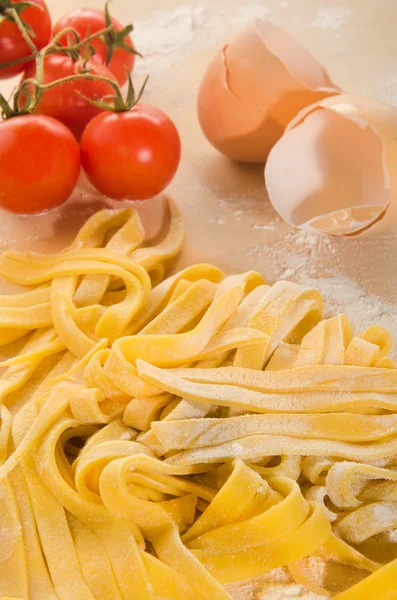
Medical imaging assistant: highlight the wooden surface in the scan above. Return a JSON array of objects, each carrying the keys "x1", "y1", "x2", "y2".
[
  {"x1": 1, "y1": 0, "x2": 397, "y2": 327},
  {"x1": 1, "y1": 0, "x2": 397, "y2": 294}
]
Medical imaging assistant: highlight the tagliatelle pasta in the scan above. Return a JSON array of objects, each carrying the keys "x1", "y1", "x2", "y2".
[{"x1": 0, "y1": 196, "x2": 396, "y2": 599}]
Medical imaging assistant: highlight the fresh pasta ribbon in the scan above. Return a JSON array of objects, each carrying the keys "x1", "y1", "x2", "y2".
[{"x1": 0, "y1": 197, "x2": 396, "y2": 599}]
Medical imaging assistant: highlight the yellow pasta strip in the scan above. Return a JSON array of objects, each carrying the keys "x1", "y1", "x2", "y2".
[
  {"x1": 152, "y1": 413, "x2": 397, "y2": 452},
  {"x1": 0, "y1": 475, "x2": 29, "y2": 598},
  {"x1": 73, "y1": 209, "x2": 145, "y2": 308},
  {"x1": 67, "y1": 513, "x2": 123, "y2": 600},
  {"x1": 113, "y1": 282, "x2": 246, "y2": 367},
  {"x1": 140, "y1": 279, "x2": 217, "y2": 335},
  {"x1": 186, "y1": 478, "x2": 309, "y2": 553},
  {"x1": 192, "y1": 503, "x2": 331, "y2": 584},
  {"x1": 143, "y1": 552, "x2": 202, "y2": 600},
  {"x1": 124, "y1": 394, "x2": 172, "y2": 431},
  {"x1": 317, "y1": 532, "x2": 380, "y2": 573},
  {"x1": 0, "y1": 328, "x2": 59, "y2": 406},
  {"x1": 136, "y1": 360, "x2": 397, "y2": 414},
  {"x1": 35, "y1": 417, "x2": 155, "y2": 600},
  {"x1": 126, "y1": 264, "x2": 224, "y2": 334},
  {"x1": 360, "y1": 325, "x2": 393, "y2": 358},
  {"x1": 8, "y1": 465, "x2": 59, "y2": 599},
  {"x1": 99, "y1": 456, "x2": 232, "y2": 600},
  {"x1": 333, "y1": 556, "x2": 397, "y2": 599},
  {"x1": 234, "y1": 281, "x2": 322, "y2": 369},
  {"x1": 0, "y1": 336, "x2": 65, "y2": 367},
  {"x1": 0, "y1": 285, "x2": 50, "y2": 308},
  {"x1": 326, "y1": 461, "x2": 397, "y2": 508},
  {"x1": 128, "y1": 197, "x2": 184, "y2": 269},
  {"x1": 295, "y1": 314, "x2": 352, "y2": 367}
]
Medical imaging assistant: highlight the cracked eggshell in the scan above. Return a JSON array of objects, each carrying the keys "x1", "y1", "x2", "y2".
[
  {"x1": 197, "y1": 19, "x2": 341, "y2": 163},
  {"x1": 265, "y1": 94, "x2": 397, "y2": 238}
]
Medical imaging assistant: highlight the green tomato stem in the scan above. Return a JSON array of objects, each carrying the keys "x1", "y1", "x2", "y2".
[
  {"x1": 7, "y1": 7, "x2": 39, "y2": 56},
  {"x1": 55, "y1": 25, "x2": 113, "y2": 52},
  {"x1": 26, "y1": 71, "x2": 123, "y2": 98}
]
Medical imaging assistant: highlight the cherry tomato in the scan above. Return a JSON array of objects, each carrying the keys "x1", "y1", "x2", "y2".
[
  {"x1": 21, "y1": 54, "x2": 117, "y2": 139},
  {"x1": 80, "y1": 105, "x2": 181, "y2": 200},
  {"x1": 54, "y1": 8, "x2": 135, "y2": 86},
  {"x1": 0, "y1": 115, "x2": 80, "y2": 214},
  {"x1": 0, "y1": 0, "x2": 51, "y2": 79}
]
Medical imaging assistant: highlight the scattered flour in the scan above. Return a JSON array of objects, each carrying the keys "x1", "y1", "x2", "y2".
[
  {"x1": 209, "y1": 216, "x2": 226, "y2": 225},
  {"x1": 311, "y1": 6, "x2": 354, "y2": 31},
  {"x1": 366, "y1": 71, "x2": 397, "y2": 106},
  {"x1": 231, "y1": 3, "x2": 271, "y2": 23},
  {"x1": 133, "y1": 1, "x2": 274, "y2": 75},
  {"x1": 134, "y1": 3, "x2": 215, "y2": 74},
  {"x1": 300, "y1": 273, "x2": 397, "y2": 351},
  {"x1": 226, "y1": 577, "x2": 328, "y2": 600},
  {"x1": 239, "y1": 218, "x2": 397, "y2": 347},
  {"x1": 252, "y1": 223, "x2": 279, "y2": 231},
  {"x1": 281, "y1": 268, "x2": 295, "y2": 278},
  {"x1": 259, "y1": 584, "x2": 327, "y2": 600}
]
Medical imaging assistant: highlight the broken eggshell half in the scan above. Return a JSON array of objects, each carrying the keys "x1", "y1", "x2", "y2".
[
  {"x1": 197, "y1": 18, "x2": 341, "y2": 163},
  {"x1": 265, "y1": 94, "x2": 397, "y2": 238}
]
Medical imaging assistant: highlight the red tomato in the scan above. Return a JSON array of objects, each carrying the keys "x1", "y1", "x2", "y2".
[
  {"x1": 0, "y1": 0, "x2": 51, "y2": 79},
  {"x1": 0, "y1": 115, "x2": 80, "y2": 214},
  {"x1": 21, "y1": 54, "x2": 117, "y2": 139},
  {"x1": 80, "y1": 105, "x2": 181, "y2": 200},
  {"x1": 54, "y1": 8, "x2": 135, "y2": 86}
]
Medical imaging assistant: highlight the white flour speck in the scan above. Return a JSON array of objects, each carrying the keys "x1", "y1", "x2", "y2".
[
  {"x1": 209, "y1": 216, "x2": 226, "y2": 225},
  {"x1": 366, "y1": 71, "x2": 397, "y2": 105},
  {"x1": 133, "y1": 2, "x2": 272, "y2": 75},
  {"x1": 232, "y1": 3, "x2": 271, "y2": 23},
  {"x1": 252, "y1": 223, "x2": 277, "y2": 231},
  {"x1": 260, "y1": 584, "x2": 327, "y2": 599},
  {"x1": 281, "y1": 268, "x2": 295, "y2": 278},
  {"x1": 311, "y1": 6, "x2": 354, "y2": 30}
]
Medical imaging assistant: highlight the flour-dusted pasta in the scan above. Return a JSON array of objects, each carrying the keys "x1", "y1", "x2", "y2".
[{"x1": 0, "y1": 197, "x2": 396, "y2": 599}]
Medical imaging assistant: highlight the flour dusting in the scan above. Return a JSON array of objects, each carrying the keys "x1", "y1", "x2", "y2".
[
  {"x1": 133, "y1": 1, "x2": 274, "y2": 75},
  {"x1": 259, "y1": 584, "x2": 327, "y2": 599},
  {"x1": 311, "y1": 6, "x2": 354, "y2": 30},
  {"x1": 366, "y1": 71, "x2": 397, "y2": 105},
  {"x1": 244, "y1": 226, "x2": 397, "y2": 349},
  {"x1": 232, "y1": 3, "x2": 271, "y2": 23}
]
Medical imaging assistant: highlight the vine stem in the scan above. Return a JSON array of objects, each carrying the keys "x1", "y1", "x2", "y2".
[
  {"x1": 53, "y1": 25, "x2": 113, "y2": 52},
  {"x1": 51, "y1": 26, "x2": 81, "y2": 47},
  {"x1": 25, "y1": 71, "x2": 123, "y2": 98},
  {"x1": 7, "y1": 7, "x2": 39, "y2": 57},
  {"x1": 0, "y1": 25, "x2": 113, "y2": 69}
]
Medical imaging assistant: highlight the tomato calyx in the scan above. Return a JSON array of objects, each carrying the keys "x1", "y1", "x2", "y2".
[
  {"x1": 77, "y1": 70, "x2": 148, "y2": 113},
  {"x1": 51, "y1": 23, "x2": 113, "y2": 63},
  {"x1": 101, "y1": 1, "x2": 142, "y2": 66}
]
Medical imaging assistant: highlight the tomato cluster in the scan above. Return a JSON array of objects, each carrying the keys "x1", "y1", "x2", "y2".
[{"x1": 0, "y1": 1, "x2": 181, "y2": 214}]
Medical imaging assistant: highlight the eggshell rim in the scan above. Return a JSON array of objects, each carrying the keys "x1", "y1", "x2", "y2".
[
  {"x1": 267, "y1": 97, "x2": 397, "y2": 238},
  {"x1": 248, "y1": 18, "x2": 342, "y2": 97}
]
